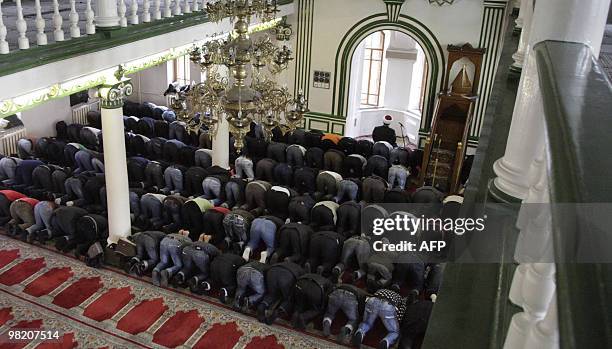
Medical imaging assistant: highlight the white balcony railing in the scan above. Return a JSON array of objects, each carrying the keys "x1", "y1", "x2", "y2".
[{"x1": 0, "y1": 0, "x2": 206, "y2": 54}]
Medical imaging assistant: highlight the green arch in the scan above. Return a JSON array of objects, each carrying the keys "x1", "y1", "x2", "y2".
[{"x1": 332, "y1": 14, "x2": 445, "y2": 134}]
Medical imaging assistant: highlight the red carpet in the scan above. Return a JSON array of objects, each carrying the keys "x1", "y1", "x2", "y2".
[
  {"x1": 0, "y1": 235, "x2": 345, "y2": 348},
  {"x1": 0, "y1": 250, "x2": 18, "y2": 269},
  {"x1": 83, "y1": 287, "x2": 134, "y2": 321},
  {"x1": 0, "y1": 258, "x2": 46, "y2": 286},
  {"x1": 116, "y1": 297, "x2": 168, "y2": 335},
  {"x1": 23, "y1": 267, "x2": 73, "y2": 297},
  {"x1": 152, "y1": 310, "x2": 203, "y2": 347},
  {"x1": 193, "y1": 322, "x2": 244, "y2": 349},
  {"x1": 52, "y1": 277, "x2": 103, "y2": 309}
]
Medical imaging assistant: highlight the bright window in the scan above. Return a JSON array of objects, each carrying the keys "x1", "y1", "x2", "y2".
[
  {"x1": 172, "y1": 55, "x2": 191, "y2": 86},
  {"x1": 360, "y1": 31, "x2": 385, "y2": 107}
]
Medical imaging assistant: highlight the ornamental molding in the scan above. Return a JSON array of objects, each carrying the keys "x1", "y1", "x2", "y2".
[
  {"x1": 382, "y1": 0, "x2": 406, "y2": 22},
  {"x1": 0, "y1": 17, "x2": 282, "y2": 118},
  {"x1": 427, "y1": 0, "x2": 459, "y2": 6},
  {"x1": 98, "y1": 66, "x2": 133, "y2": 109}
]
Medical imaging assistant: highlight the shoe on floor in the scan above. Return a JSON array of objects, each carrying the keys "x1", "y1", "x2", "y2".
[
  {"x1": 265, "y1": 308, "x2": 278, "y2": 325},
  {"x1": 152, "y1": 269, "x2": 161, "y2": 286},
  {"x1": 219, "y1": 287, "x2": 229, "y2": 304},
  {"x1": 378, "y1": 339, "x2": 390, "y2": 349},
  {"x1": 322, "y1": 319, "x2": 332, "y2": 337},
  {"x1": 256, "y1": 305, "x2": 267, "y2": 323},
  {"x1": 241, "y1": 298, "x2": 251, "y2": 313},
  {"x1": 352, "y1": 331, "x2": 364, "y2": 347},
  {"x1": 338, "y1": 326, "x2": 352, "y2": 344},
  {"x1": 160, "y1": 270, "x2": 170, "y2": 287}
]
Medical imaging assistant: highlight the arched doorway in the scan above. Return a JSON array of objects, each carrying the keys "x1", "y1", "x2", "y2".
[
  {"x1": 332, "y1": 15, "x2": 445, "y2": 147},
  {"x1": 344, "y1": 30, "x2": 428, "y2": 146}
]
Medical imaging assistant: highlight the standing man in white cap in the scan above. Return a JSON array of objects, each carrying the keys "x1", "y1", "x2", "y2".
[{"x1": 372, "y1": 114, "x2": 397, "y2": 147}]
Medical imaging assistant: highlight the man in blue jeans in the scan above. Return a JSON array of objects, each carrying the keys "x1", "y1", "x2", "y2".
[
  {"x1": 137, "y1": 193, "x2": 166, "y2": 229},
  {"x1": 353, "y1": 288, "x2": 407, "y2": 349},
  {"x1": 152, "y1": 231, "x2": 192, "y2": 287},
  {"x1": 286, "y1": 144, "x2": 306, "y2": 167},
  {"x1": 202, "y1": 176, "x2": 224, "y2": 206},
  {"x1": 334, "y1": 179, "x2": 360, "y2": 203},
  {"x1": 0, "y1": 156, "x2": 21, "y2": 184},
  {"x1": 127, "y1": 230, "x2": 167, "y2": 276},
  {"x1": 162, "y1": 165, "x2": 185, "y2": 194},
  {"x1": 174, "y1": 238, "x2": 220, "y2": 287},
  {"x1": 388, "y1": 164, "x2": 410, "y2": 190},
  {"x1": 233, "y1": 258, "x2": 269, "y2": 312},
  {"x1": 25, "y1": 200, "x2": 57, "y2": 242},
  {"x1": 322, "y1": 284, "x2": 370, "y2": 343},
  {"x1": 242, "y1": 215, "x2": 284, "y2": 261}
]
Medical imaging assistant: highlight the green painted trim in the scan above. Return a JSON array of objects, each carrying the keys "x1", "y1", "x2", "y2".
[
  {"x1": 303, "y1": 114, "x2": 347, "y2": 135},
  {"x1": 293, "y1": 0, "x2": 314, "y2": 102},
  {"x1": 293, "y1": 0, "x2": 303, "y2": 96},
  {"x1": 0, "y1": 0, "x2": 293, "y2": 78},
  {"x1": 332, "y1": 14, "x2": 445, "y2": 135},
  {"x1": 331, "y1": 13, "x2": 381, "y2": 114},
  {"x1": 307, "y1": 117, "x2": 331, "y2": 133},
  {"x1": 306, "y1": 111, "x2": 346, "y2": 120},
  {"x1": 472, "y1": 5, "x2": 507, "y2": 141}
]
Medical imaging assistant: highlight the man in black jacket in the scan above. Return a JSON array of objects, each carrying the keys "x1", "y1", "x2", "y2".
[
  {"x1": 292, "y1": 273, "x2": 333, "y2": 329},
  {"x1": 305, "y1": 230, "x2": 345, "y2": 276},
  {"x1": 257, "y1": 261, "x2": 305, "y2": 325},
  {"x1": 270, "y1": 223, "x2": 312, "y2": 264},
  {"x1": 200, "y1": 253, "x2": 246, "y2": 303},
  {"x1": 372, "y1": 114, "x2": 397, "y2": 147}
]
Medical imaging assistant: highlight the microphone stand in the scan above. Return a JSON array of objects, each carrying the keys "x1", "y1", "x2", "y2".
[{"x1": 398, "y1": 122, "x2": 407, "y2": 148}]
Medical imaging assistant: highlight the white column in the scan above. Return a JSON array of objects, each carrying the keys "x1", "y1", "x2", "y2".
[
  {"x1": 118, "y1": 0, "x2": 128, "y2": 27},
  {"x1": 212, "y1": 116, "x2": 230, "y2": 169},
  {"x1": 173, "y1": 0, "x2": 182, "y2": 16},
  {"x1": 511, "y1": 0, "x2": 533, "y2": 72},
  {"x1": 129, "y1": 0, "x2": 139, "y2": 24},
  {"x1": 164, "y1": 0, "x2": 172, "y2": 18},
  {"x1": 95, "y1": 0, "x2": 121, "y2": 28},
  {"x1": 99, "y1": 78, "x2": 133, "y2": 245},
  {"x1": 85, "y1": 0, "x2": 96, "y2": 35},
  {"x1": 15, "y1": 0, "x2": 29, "y2": 49},
  {"x1": 504, "y1": 263, "x2": 556, "y2": 349},
  {"x1": 52, "y1": 0, "x2": 64, "y2": 41},
  {"x1": 34, "y1": 0, "x2": 47, "y2": 45},
  {"x1": 153, "y1": 0, "x2": 161, "y2": 20},
  {"x1": 69, "y1": 0, "x2": 81, "y2": 38},
  {"x1": 0, "y1": 0, "x2": 8, "y2": 54},
  {"x1": 143, "y1": 0, "x2": 151, "y2": 22},
  {"x1": 491, "y1": 0, "x2": 610, "y2": 201}
]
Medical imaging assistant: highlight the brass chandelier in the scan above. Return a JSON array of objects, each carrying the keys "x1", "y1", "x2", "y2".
[{"x1": 169, "y1": 0, "x2": 308, "y2": 153}]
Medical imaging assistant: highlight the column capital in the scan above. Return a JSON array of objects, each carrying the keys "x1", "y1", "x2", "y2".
[{"x1": 99, "y1": 66, "x2": 132, "y2": 109}]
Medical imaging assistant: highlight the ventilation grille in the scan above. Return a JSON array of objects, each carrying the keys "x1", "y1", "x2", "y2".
[
  {"x1": 0, "y1": 126, "x2": 26, "y2": 156},
  {"x1": 71, "y1": 99, "x2": 100, "y2": 125}
]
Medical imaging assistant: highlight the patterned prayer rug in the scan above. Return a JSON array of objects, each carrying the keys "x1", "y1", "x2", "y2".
[{"x1": 0, "y1": 235, "x2": 346, "y2": 349}]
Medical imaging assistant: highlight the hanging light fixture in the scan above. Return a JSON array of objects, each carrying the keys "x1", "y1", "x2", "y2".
[{"x1": 168, "y1": 0, "x2": 308, "y2": 153}]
